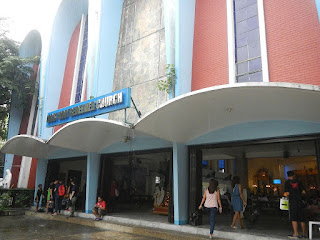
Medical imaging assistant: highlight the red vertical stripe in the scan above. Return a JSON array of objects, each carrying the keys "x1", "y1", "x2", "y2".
[
  {"x1": 27, "y1": 158, "x2": 38, "y2": 189},
  {"x1": 11, "y1": 98, "x2": 32, "y2": 188},
  {"x1": 264, "y1": 1, "x2": 320, "y2": 85},
  {"x1": 192, "y1": 0, "x2": 229, "y2": 91},
  {"x1": 11, "y1": 63, "x2": 39, "y2": 188},
  {"x1": 54, "y1": 21, "x2": 81, "y2": 132}
]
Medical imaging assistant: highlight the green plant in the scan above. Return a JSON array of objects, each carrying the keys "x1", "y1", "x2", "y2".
[
  {"x1": 14, "y1": 191, "x2": 33, "y2": 208},
  {"x1": 0, "y1": 193, "x2": 11, "y2": 211},
  {"x1": 157, "y1": 64, "x2": 176, "y2": 94}
]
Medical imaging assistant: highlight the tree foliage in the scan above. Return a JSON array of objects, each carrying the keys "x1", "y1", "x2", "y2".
[
  {"x1": 0, "y1": 19, "x2": 39, "y2": 140},
  {"x1": 157, "y1": 64, "x2": 176, "y2": 94}
]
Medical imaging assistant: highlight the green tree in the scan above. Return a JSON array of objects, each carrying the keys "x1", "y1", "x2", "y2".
[{"x1": 0, "y1": 18, "x2": 39, "y2": 140}]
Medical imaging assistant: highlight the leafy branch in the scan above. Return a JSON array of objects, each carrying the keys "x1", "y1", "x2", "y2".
[{"x1": 157, "y1": 64, "x2": 176, "y2": 94}]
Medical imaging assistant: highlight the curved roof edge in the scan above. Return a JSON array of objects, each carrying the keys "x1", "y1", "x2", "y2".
[
  {"x1": 1, "y1": 135, "x2": 51, "y2": 159},
  {"x1": 136, "y1": 82, "x2": 320, "y2": 126},
  {"x1": 47, "y1": 118, "x2": 131, "y2": 144},
  {"x1": 46, "y1": 118, "x2": 133, "y2": 152},
  {"x1": 4, "y1": 82, "x2": 320, "y2": 157},
  {"x1": 135, "y1": 82, "x2": 320, "y2": 143}
]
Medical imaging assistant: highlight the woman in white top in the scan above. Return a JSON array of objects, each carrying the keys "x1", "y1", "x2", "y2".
[{"x1": 199, "y1": 179, "x2": 222, "y2": 239}]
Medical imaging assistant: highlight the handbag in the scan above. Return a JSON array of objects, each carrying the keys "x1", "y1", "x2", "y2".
[{"x1": 280, "y1": 197, "x2": 289, "y2": 210}]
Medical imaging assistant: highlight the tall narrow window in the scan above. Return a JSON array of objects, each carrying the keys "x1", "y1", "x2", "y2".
[
  {"x1": 234, "y1": 0, "x2": 262, "y2": 83},
  {"x1": 74, "y1": 16, "x2": 88, "y2": 103}
]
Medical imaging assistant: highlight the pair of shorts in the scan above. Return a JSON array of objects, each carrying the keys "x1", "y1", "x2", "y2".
[
  {"x1": 289, "y1": 200, "x2": 306, "y2": 222},
  {"x1": 93, "y1": 207, "x2": 106, "y2": 216}
]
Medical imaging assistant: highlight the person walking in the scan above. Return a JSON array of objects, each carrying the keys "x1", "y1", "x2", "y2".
[
  {"x1": 199, "y1": 179, "x2": 222, "y2": 239},
  {"x1": 67, "y1": 180, "x2": 78, "y2": 218},
  {"x1": 230, "y1": 176, "x2": 246, "y2": 229},
  {"x1": 285, "y1": 171, "x2": 307, "y2": 238}
]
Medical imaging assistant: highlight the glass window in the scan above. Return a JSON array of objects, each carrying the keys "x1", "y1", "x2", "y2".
[
  {"x1": 248, "y1": 41, "x2": 261, "y2": 58},
  {"x1": 248, "y1": 71, "x2": 262, "y2": 82},
  {"x1": 237, "y1": 75, "x2": 249, "y2": 83},
  {"x1": 237, "y1": 46, "x2": 248, "y2": 62},
  {"x1": 234, "y1": 0, "x2": 262, "y2": 83},
  {"x1": 249, "y1": 57, "x2": 262, "y2": 72},
  {"x1": 75, "y1": 16, "x2": 88, "y2": 104},
  {"x1": 237, "y1": 62, "x2": 248, "y2": 75}
]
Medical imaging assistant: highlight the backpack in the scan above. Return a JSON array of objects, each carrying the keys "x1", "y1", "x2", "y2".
[{"x1": 58, "y1": 184, "x2": 66, "y2": 196}]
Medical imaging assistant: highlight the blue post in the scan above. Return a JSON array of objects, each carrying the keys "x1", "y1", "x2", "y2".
[
  {"x1": 85, "y1": 153, "x2": 101, "y2": 213},
  {"x1": 174, "y1": 0, "x2": 196, "y2": 98},
  {"x1": 316, "y1": 0, "x2": 320, "y2": 22},
  {"x1": 34, "y1": 159, "x2": 48, "y2": 207},
  {"x1": 173, "y1": 142, "x2": 189, "y2": 225}
]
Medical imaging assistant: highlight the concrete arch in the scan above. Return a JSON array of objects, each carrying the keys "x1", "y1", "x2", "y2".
[
  {"x1": 41, "y1": 0, "x2": 88, "y2": 140},
  {"x1": 135, "y1": 82, "x2": 320, "y2": 143},
  {"x1": 47, "y1": 118, "x2": 132, "y2": 153},
  {"x1": 1, "y1": 135, "x2": 55, "y2": 159},
  {"x1": 19, "y1": 30, "x2": 42, "y2": 58}
]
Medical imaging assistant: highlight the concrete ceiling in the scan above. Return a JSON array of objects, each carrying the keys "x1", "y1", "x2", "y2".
[{"x1": 202, "y1": 140, "x2": 315, "y2": 160}]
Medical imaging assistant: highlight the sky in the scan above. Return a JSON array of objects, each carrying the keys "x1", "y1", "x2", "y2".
[{"x1": 0, "y1": 0, "x2": 61, "y2": 43}]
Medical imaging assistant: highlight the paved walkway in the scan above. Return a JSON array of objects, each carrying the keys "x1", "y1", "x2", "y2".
[
  {"x1": 24, "y1": 211, "x2": 226, "y2": 240},
  {"x1": 23, "y1": 209, "x2": 320, "y2": 240},
  {"x1": 0, "y1": 215, "x2": 162, "y2": 240}
]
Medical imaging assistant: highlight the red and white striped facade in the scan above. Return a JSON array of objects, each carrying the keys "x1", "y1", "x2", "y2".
[{"x1": 192, "y1": 0, "x2": 320, "y2": 90}]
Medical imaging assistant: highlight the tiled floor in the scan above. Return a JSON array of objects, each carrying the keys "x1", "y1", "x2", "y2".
[{"x1": 107, "y1": 204, "x2": 320, "y2": 239}]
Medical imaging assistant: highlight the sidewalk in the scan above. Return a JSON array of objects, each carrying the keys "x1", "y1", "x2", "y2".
[
  {"x1": 26, "y1": 210, "x2": 286, "y2": 240},
  {"x1": 26, "y1": 211, "x2": 212, "y2": 240}
]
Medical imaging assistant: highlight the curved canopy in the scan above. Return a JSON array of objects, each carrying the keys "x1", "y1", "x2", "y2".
[
  {"x1": 1, "y1": 135, "x2": 58, "y2": 159},
  {"x1": 47, "y1": 118, "x2": 132, "y2": 152},
  {"x1": 3, "y1": 83, "x2": 320, "y2": 158},
  {"x1": 135, "y1": 82, "x2": 320, "y2": 143}
]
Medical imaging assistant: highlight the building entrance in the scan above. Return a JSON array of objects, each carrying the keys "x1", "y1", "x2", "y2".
[
  {"x1": 44, "y1": 157, "x2": 87, "y2": 211},
  {"x1": 189, "y1": 137, "x2": 320, "y2": 238},
  {"x1": 98, "y1": 149, "x2": 173, "y2": 223}
]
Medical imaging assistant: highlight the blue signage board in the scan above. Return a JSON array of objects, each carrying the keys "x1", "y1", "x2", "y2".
[{"x1": 46, "y1": 88, "x2": 131, "y2": 127}]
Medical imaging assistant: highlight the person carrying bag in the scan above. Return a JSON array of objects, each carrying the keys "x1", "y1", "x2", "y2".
[{"x1": 199, "y1": 179, "x2": 222, "y2": 239}]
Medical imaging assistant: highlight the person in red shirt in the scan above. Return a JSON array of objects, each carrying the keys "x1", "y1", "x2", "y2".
[{"x1": 92, "y1": 196, "x2": 106, "y2": 220}]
